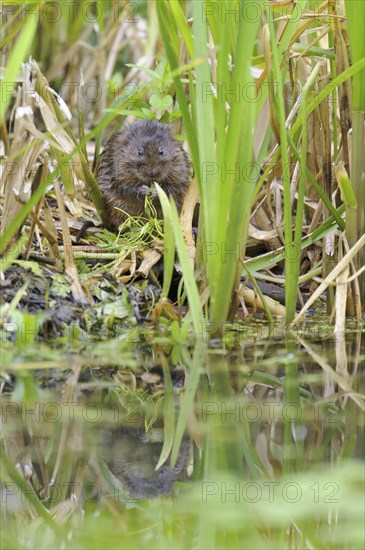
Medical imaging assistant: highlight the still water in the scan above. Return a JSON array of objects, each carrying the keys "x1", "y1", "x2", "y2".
[{"x1": 1, "y1": 319, "x2": 364, "y2": 549}]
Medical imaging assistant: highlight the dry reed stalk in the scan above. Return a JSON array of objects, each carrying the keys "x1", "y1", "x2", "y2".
[
  {"x1": 293, "y1": 233, "x2": 365, "y2": 323},
  {"x1": 1, "y1": 65, "x2": 46, "y2": 245}
]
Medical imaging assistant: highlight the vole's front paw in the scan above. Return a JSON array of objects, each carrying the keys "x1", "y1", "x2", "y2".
[
  {"x1": 152, "y1": 187, "x2": 158, "y2": 197},
  {"x1": 138, "y1": 185, "x2": 150, "y2": 197}
]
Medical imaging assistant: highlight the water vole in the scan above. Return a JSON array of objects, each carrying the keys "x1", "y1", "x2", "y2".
[{"x1": 96, "y1": 120, "x2": 192, "y2": 231}]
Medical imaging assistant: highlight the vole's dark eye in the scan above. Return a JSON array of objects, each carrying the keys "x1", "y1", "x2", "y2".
[
  {"x1": 138, "y1": 148, "x2": 144, "y2": 157},
  {"x1": 158, "y1": 147, "x2": 164, "y2": 156}
]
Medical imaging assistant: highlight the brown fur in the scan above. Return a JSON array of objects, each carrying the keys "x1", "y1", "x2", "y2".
[{"x1": 96, "y1": 120, "x2": 192, "y2": 231}]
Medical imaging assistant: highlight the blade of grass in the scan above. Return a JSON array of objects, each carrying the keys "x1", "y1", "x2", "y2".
[
  {"x1": 155, "y1": 354, "x2": 176, "y2": 470},
  {"x1": 169, "y1": 0, "x2": 194, "y2": 59},
  {"x1": 191, "y1": 0, "x2": 216, "y2": 254},
  {"x1": 155, "y1": 182, "x2": 175, "y2": 299},
  {"x1": 155, "y1": 184, "x2": 203, "y2": 335},
  {"x1": 344, "y1": 0, "x2": 365, "y2": 302},
  {"x1": 0, "y1": 10, "x2": 38, "y2": 124},
  {"x1": 170, "y1": 345, "x2": 204, "y2": 467}
]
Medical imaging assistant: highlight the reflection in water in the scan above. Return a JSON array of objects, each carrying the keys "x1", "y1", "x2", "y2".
[
  {"x1": 1, "y1": 325, "x2": 364, "y2": 549},
  {"x1": 100, "y1": 427, "x2": 191, "y2": 499}
]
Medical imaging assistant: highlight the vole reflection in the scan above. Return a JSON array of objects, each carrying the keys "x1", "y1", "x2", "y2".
[{"x1": 101, "y1": 426, "x2": 191, "y2": 499}]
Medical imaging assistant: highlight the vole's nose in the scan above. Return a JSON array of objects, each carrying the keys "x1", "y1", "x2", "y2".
[{"x1": 148, "y1": 169, "x2": 158, "y2": 178}]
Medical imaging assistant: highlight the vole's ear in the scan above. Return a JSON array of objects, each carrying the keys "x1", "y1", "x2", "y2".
[
  {"x1": 161, "y1": 122, "x2": 173, "y2": 137},
  {"x1": 123, "y1": 121, "x2": 138, "y2": 137}
]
